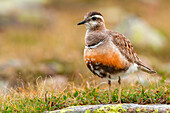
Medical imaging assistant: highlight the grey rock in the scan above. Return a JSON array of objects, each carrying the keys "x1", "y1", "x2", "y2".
[
  {"x1": 44, "y1": 104, "x2": 170, "y2": 113},
  {"x1": 0, "y1": 0, "x2": 52, "y2": 28}
]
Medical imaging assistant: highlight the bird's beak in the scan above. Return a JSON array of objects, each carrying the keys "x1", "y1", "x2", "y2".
[{"x1": 77, "y1": 20, "x2": 86, "y2": 25}]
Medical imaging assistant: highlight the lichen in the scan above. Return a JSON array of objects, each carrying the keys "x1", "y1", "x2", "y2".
[
  {"x1": 136, "y1": 108, "x2": 141, "y2": 112},
  {"x1": 93, "y1": 104, "x2": 127, "y2": 113},
  {"x1": 153, "y1": 109, "x2": 158, "y2": 113},
  {"x1": 143, "y1": 108, "x2": 147, "y2": 112},
  {"x1": 85, "y1": 109, "x2": 91, "y2": 113}
]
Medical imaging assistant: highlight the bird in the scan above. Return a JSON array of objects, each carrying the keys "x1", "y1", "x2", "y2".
[{"x1": 77, "y1": 11, "x2": 156, "y2": 103}]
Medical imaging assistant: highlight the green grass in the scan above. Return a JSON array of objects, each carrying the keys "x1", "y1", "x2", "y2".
[{"x1": 0, "y1": 78, "x2": 169, "y2": 112}]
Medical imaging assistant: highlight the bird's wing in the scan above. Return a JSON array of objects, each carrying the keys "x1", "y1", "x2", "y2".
[{"x1": 110, "y1": 31, "x2": 156, "y2": 73}]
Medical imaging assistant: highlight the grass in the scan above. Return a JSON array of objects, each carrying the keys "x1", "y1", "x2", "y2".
[
  {"x1": 0, "y1": 76, "x2": 169, "y2": 112},
  {"x1": 0, "y1": 0, "x2": 170, "y2": 86}
]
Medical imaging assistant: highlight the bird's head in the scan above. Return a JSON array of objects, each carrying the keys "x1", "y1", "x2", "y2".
[{"x1": 77, "y1": 11, "x2": 105, "y2": 30}]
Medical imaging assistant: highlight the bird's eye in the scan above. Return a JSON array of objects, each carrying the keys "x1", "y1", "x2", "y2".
[{"x1": 92, "y1": 17, "x2": 97, "y2": 21}]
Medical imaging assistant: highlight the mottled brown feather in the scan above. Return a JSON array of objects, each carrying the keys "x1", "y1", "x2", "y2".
[{"x1": 110, "y1": 31, "x2": 156, "y2": 73}]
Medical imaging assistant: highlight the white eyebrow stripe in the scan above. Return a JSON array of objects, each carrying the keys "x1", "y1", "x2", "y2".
[{"x1": 91, "y1": 15, "x2": 104, "y2": 22}]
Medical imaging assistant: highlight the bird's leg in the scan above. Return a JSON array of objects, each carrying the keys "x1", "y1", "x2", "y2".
[
  {"x1": 108, "y1": 80, "x2": 112, "y2": 103},
  {"x1": 118, "y1": 76, "x2": 121, "y2": 103}
]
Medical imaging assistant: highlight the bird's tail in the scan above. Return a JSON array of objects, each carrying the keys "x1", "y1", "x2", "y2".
[{"x1": 138, "y1": 63, "x2": 156, "y2": 74}]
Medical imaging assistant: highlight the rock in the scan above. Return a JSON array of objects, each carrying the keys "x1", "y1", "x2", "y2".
[
  {"x1": 0, "y1": 0, "x2": 47, "y2": 15},
  {"x1": 128, "y1": 108, "x2": 134, "y2": 112},
  {"x1": 115, "y1": 16, "x2": 166, "y2": 51},
  {"x1": 0, "y1": 59, "x2": 32, "y2": 76},
  {"x1": 0, "y1": 80, "x2": 8, "y2": 92},
  {"x1": 0, "y1": 0, "x2": 51, "y2": 29},
  {"x1": 0, "y1": 58, "x2": 70, "y2": 88},
  {"x1": 44, "y1": 104, "x2": 170, "y2": 113}
]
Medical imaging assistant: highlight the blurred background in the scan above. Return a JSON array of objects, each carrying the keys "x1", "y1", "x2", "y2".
[{"x1": 0, "y1": 0, "x2": 169, "y2": 90}]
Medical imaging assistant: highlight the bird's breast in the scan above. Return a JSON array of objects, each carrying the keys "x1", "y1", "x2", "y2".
[
  {"x1": 84, "y1": 41, "x2": 129, "y2": 69},
  {"x1": 84, "y1": 41, "x2": 134, "y2": 79}
]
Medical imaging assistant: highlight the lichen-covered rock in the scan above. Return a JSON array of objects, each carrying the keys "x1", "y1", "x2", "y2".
[
  {"x1": 44, "y1": 104, "x2": 170, "y2": 113},
  {"x1": 115, "y1": 16, "x2": 166, "y2": 51}
]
